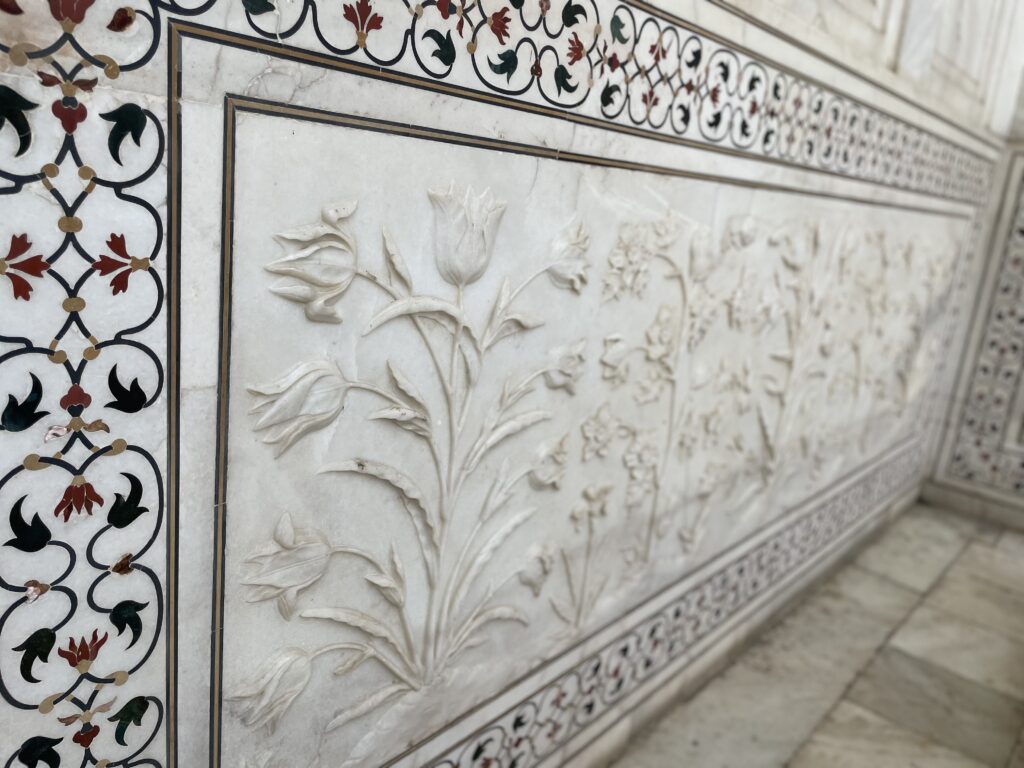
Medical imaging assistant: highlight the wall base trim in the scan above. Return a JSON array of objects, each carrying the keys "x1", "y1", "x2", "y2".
[{"x1": 923, "y1": 481, "x2": 1024, "y2": 531}]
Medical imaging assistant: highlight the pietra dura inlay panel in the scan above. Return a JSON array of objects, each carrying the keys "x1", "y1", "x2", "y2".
[{"x1": 0, "y1": 2, "x2": 996, "y2": 767}]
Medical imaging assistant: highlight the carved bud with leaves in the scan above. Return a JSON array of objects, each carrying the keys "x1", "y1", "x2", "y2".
[
  {"x1": 242, "y1": 513, "x2": 333, "y2": 619},
  {"x1": 427, "y1": 182, "x2": 506, "y2": 287},
  {"x1": 248, "y1": 361, "x2": 348, "y2": 456},
  {"x1": 266, "y1": 200, "x2": 359, "y2": 323},
  {"x1": 229, "y1": 647, "x2": 313, "y2": 733}
]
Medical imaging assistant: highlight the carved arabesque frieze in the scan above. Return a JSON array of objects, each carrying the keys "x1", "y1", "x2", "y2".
[{"x1": 226, "y1": 181, "x2": 956, "y2": 765}]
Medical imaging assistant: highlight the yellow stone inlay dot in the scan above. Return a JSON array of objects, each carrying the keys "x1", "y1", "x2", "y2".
[
  {"x1": 58, "y1": 216, "x2": 83, "y2": 233},
  {"x1": 62, "y1": 296, "x2": 86, "y2": 312}
]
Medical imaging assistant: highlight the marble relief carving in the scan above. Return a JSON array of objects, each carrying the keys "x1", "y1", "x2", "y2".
[
  {"x1": 234, "y1": 185, "x2": 590, "y2": 737},
  {"x1": 0, "y1": 0, "x2": 991, "y2": 766},
  {"x1": 221, "y1": 163, "x2": 957, "y2": 765}
]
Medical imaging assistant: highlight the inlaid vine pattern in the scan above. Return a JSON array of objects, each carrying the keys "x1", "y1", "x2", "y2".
[
  {"x1": 238, "y1": 0, "x2": 991, "y2": 204},
  {"x1": 0, "y1": 1, "x2": 216, "y2": 765}
]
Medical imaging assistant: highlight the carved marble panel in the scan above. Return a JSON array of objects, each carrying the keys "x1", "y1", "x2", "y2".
[
  {"x1": 0, "y1": 1, "x2": 995, "y2": 767},
  {"x1": 200, "y1": 94, "x2": 964, "y2": 766}
]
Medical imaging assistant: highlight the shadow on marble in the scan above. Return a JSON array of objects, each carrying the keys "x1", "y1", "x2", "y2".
[
  {"x1": 846, "y1": 647, "x2": 1024, "y2": 766},
  {"x1": 854, "y1": 506, "x2": 967, "y2": 592},
  {"x1": 890, "y1": 604, "x2": 1024, "y2": 701},
  {"x1": 788, "y1": 700, "x2": 989, "y2": 768},
  {"x1": 927, "y1": 545, "x2": 1024, "y2": 642},
  {"x1": 610, "y1": 563, "x2": 916, "y2": 768}
]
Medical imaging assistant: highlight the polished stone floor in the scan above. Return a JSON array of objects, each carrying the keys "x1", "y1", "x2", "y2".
[{"x1": 612, "y1": 504, "x2": 1024, "y2": 768}]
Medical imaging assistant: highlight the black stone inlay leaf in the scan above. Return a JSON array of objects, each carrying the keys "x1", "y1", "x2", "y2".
[
  {"x1": 107, "y1": 473, "x2": 148, "y2": 529},
  {"x1": 100, "y1": 103, "x2": 146, "y2": 165},
  {"x1": 108, "y1": 696, "x2": 149, "y2": 746},
  {"x1": 1, "y1": 373, "x2": 49, "y2": 432},
  {"x1": 13, "y1": 628, "x2": 56, "y2": 683},
  {"x1": 106, "y1": 364, "x2": 147, "y2": 413},
  {"x1": 110, "y1": 600, "x2": 148, "y2": 648},
  {"x1": 5, "y1": 496, "x2": 51, "y2": 552},
  {"x1": 0, "y1": 85, "x2": 38, "y2": 157}
]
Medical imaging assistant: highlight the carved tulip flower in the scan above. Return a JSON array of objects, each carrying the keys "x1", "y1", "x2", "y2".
[
  {"x1": 544, "y1": 339, "x2": 586, "y2": 394},
  {"x1": 229, "y1": 647, "x2": 312, "y2": 733},
  {"x1": 242, "y1": 513, "x2": 332, "y2": 620},
  {"x1": 266, "y1": 201, "x2": 358, "y2": 324},
  {"x1": 428, "y1": 182, "x2": 506, "y2": 287},
  {"x1": 248, "y1": 361, "x2": 348, "y2": 456},
  {"x1": 547, "y1": 219, "x2": 590, "y2": 293}
]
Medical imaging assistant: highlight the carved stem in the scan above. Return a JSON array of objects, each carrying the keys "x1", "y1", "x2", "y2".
[{"x1": 643, "y1": 252, "x2": 689, "y2": 562}]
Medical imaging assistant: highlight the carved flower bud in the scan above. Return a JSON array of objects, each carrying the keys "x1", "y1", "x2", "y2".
[
  {"x1": 428, "y1": 182, "x2": 506, "y2": 287},
  {"x1": 229, "y1": 647, "x2": 313, "y2": 733},
  {"x1": 266, "y1": 201, "x2": 358, "y2": 324},
  {"x1": 242, "y1": 513, "x2": 332, "y2": 620},
  {"x1": 247, "y1": 361, "x2": 348, "y2": 456}
]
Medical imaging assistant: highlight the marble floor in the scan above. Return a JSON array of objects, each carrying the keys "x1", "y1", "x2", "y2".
[{"x1": 611, "y1": 504, "x2": 1024, "y2": 768}]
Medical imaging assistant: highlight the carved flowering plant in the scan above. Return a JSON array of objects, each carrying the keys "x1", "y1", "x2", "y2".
[{"x1": 237, "y1": 188, "x2": 591, "y2": 744}]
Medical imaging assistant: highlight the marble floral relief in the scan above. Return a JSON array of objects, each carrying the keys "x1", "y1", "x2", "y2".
[
  {"x1": 233, "y1": 183, "x2": 591, "y2": 748},
  {"x1": 227, "y1": 175, "x2": 956, "y2": 764}
]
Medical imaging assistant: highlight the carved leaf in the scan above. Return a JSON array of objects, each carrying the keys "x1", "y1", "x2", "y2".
[
  {"x1": 365, "y1": 572, "x2": 403, "y2": 607},
  {"x1": 465, "y1": 411, "x2": 550, "y2": 472},
  {"x1": 364, "y1": 296, "x2": 478, "y2": 350},
  {"x1": 368, "y1": 406, "x2": 430, "y2": 439},
  {"x1": 387, "y1": 362, "x2": 428, "y2": 413},
  {"x1": 325, "y1": 683, "x2": 409, "y2": 733},
  {"x1": 453, "y1": 508, "x2": 536, "y2": 620},
  {"x1": 320, "y1": 459, "x2": 439, "y2": 549},
  {"x1": 483, "y1": 277, "x2": 543, "y2": 349},
  {"x1": 382, "y1": 227, "x2": 412, "y2": 291},
  {"x1": 300, "y1": 608, "x2": 412, "y2": 668}
]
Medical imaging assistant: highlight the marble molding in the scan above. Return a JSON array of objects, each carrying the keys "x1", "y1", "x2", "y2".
[{"x1": 0, "y1": 1, "x2": 998, "y2": 767}]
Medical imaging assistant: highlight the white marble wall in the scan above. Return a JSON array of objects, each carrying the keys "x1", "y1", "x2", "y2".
[{"x1": 0, "y1": 1, "x2": 1005, "y2": 767}]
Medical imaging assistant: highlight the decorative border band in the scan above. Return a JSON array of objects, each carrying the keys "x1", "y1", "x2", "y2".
[
  {"x1": 233, "y1": 0, "x2": 993, "y2": 205},
  {"x1": 945, "y1": 154, "x2": 1024, "y2": 497}
]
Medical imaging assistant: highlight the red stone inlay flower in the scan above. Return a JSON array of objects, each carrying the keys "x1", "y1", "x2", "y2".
[
  {"x1": 567, "y1": 32, "x2": 584, "y2": 65},
  {"x1": 343, "y1": 0, "x2": 382, "y2": 47},
  {"x1": 72, "y1": 724, "x2": 100, "y2": 748},
  {"x1": 1, "y1": 234, "x2": 50, "y2": 301},
  {"x1": 92, "y1": 233, "x2": 147, "y2": 295},
  {"x1": 489, "y1": 7, "x2": 511, "y2": 45},
  {"x1": 107, "y1": 6, "x2": 135, "y2": 31},
  {"x1": 55, "y1": 476, "x2": 104, "y2": 522},
  {"x1": 57, "y1": 629, "x2": 108, "y2": 673},
  {"x1": 0, "y1": 0, "x2": 23, "y2": 14},
  {"x1": 48, "y1": 0, "x2": 95, "y2": 24},
  {"x1": 60, "y1": 384, "x2": 92, "y2": 411},
  {"x1": 52, "y1": 100, "x2": 88, "y2": 134}
]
